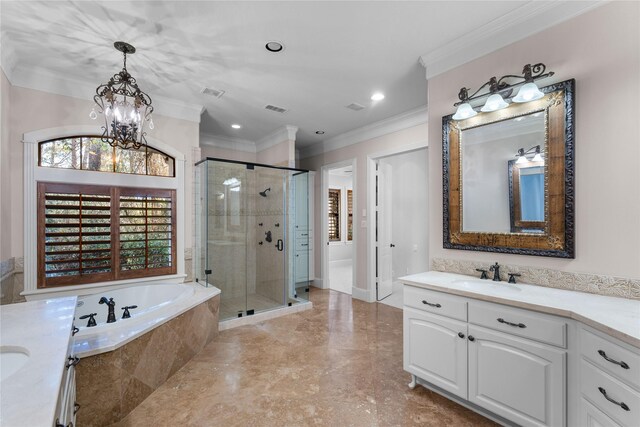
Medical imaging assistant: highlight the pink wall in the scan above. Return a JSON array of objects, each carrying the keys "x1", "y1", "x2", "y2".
[
  {"x1": 0, "y1": 70, "x2": 11, "y2": 261},
  {"x1": 428, "y1": 1, "x2": 640, "y2": 278},
  {"x1": 301, "y1": 123, "x2": 428, "y2": 293},
  {"x1": 257, "y1": 139, "x2": 294, "y2": 167},
  {"x1": 2, "y1": 82, "x2": 200, "y2": 260}
]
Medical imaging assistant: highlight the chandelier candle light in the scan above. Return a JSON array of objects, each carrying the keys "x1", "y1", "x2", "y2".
[
  {"x1": 452, "y1": 63, "x2": 553, "y2": 120},
  {"x1": 90, "y1": 41, "x2": 154, "y2": 150}
]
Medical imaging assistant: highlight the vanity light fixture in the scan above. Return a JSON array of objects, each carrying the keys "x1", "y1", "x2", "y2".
[
  {"x1": 90, "y1": 41, "x2": 154, "y2": 150},
  {"x1": 452, "y1": 63, "x2": 554, "y2": 120},
  {"x1": 516, "y1": 145, "x2": 544, "y2": 164}
]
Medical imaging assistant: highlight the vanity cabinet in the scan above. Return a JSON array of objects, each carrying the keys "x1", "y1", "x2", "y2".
[
  {"x1": 404, "y1": 285, "x2": 567, "y2": 427},
  {"x1": 578, "y1": 326, "x2": 640, "y2": 427},
  {"x1": 54, "y1": 327, "x2": 79, "y2": 427}
]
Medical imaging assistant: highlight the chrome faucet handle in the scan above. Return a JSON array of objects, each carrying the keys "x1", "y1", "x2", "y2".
[
  {"x1": 475, "y1": 268, "x2": 489, "y2": 279},
  {"x1": 508, "y1": 273, "x2": 522, "y2": 284}
]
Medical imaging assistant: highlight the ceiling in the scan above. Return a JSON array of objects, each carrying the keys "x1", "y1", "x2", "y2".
[{"x1": 0, "y1": 1, "x2": 591, "y2": 147}]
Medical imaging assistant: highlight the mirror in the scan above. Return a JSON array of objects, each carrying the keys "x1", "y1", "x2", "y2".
[{"x1": 443, "y1": 79, "x2": 575, "y2": 258}]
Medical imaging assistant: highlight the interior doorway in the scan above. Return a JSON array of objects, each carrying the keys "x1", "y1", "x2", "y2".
[
  {"x1": 321, "y1": 159, "x2": 356, "y2": 295},
  {"x1": 371, "y1": 147, "x2": 429, "y2": 307}
]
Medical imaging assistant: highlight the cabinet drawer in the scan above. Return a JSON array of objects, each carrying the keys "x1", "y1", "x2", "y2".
[
  {"x1": 580, "y1": 398, "x2": 623, "y2": 427},
  {"x1": 468, "y1": 300, "x2": 567, "y2": 348},
  {"x1": 295, "y1": 230, "x2": 311, "y2": 240},
  {"x1": 403, "y1": 286, "x2": 467, "y2": 321},
  {"x1": 295, "y1": 238, "x2": 312, "y2": 251},
  {"x1": 581, "y1": 359, "x2": 640, "y2": 427},
  {"x1": 580, "y1": 327, "x2": 640, "y2": 390}
]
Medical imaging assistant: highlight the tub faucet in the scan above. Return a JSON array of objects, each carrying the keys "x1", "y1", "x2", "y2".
[
  {"x1": 489, "y1": 262, "x2": 501, "y2": 282},
  {"x1": 99, "y1": 297, "x2": 117, "y2": 323}
]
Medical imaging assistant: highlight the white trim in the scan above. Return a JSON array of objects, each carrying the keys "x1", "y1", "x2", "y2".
[
  {"x1": 8, "y1": 65, "x2": 204, "y2": 123},
  {"x1": 367, "y1": 143, "x2": 429, "y2": 302},
  {"x1": 351, "y1": 286, "x2": 373, "y2": 303},
  {"x1": 256, "y1": 125, "x2": 298, "y2": 152},
  {"x1": 418, "y1": 1, "x2": 605, "y2": 80},
  {"x1": 300, "y1": 105, "x2": 427, "y2": 159},
  {"x1": 200, "y1": 133, "x2": 257, "y2": 153},
  {"x1": 21, "y1": 126, "x2": 186, "y2": 295},
  {"x1": 219, "y1": 301, "x2": 313, "y2": 330},
  {"x1": 22, "y1": 125, "x2": 186, "y2": 161},
  {"x1": 321, "y1": 158, "x2": 357, "y2": 296}
]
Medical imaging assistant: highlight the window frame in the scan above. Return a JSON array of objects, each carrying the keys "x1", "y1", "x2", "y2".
[
  {"x1": 37, "y1": 135, "x2": 176, "y2": 178},
  {"x1": 328, "y1": 188, "x2": 341, "y2": 242},
  {"x1": 37, "y1": 182, "x2": 177, "y2": 288}
]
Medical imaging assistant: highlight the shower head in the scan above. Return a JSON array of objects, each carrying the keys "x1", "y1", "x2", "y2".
[{"x1": 259, "y1": 188, "x2": 271, "y2": 197}]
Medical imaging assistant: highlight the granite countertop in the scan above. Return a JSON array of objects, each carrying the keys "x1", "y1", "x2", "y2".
[
  {"x1": 0, "y1": 296, "x2": 77, "y2": 427},
  {"x1": 399, "y1": 271, "x2": 640, "y2": 348}
]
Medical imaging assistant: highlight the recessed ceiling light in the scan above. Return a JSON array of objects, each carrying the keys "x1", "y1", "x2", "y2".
[
  {"x1": 231, "y1": 124, "x2": 242, "y2": 129},
  {"x1": 315, "y1": 131, "x2": 325, "y2": 135},
  {"x1": 371, "y1": 92, "x2": 385, "y2": 101},
  {"x1": 265, "y1": 41, "x2": 284, "y2": 53}
]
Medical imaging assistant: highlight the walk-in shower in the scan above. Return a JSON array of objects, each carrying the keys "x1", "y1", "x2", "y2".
[{"x1": 194, "y1": 158, "x2": 311, "y2": 321}]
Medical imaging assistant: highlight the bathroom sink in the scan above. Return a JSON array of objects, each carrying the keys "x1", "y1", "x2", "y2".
[
  {"x1": 452, "y1": 279, "x2": 522, "y2": 293},
  {"x1": 0, "y1": 346, "x2": 30, "y2": 381}
]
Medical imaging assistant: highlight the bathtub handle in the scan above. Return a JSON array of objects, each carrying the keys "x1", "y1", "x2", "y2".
[
  {"x1": 121, "y1": 305, "x2": 138, "y2": 319},
  {"x1": 276, "y1": 239, "x2": 284, "y2": 251}
]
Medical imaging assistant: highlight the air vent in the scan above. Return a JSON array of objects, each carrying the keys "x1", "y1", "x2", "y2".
[
  {"x1": 201, "y1": 87, "x2": 225, "y2": 98},
  {"x1": 346, "y1": 103, "x2": 365, "y2": 111},
  {"x1": 264, "y1": 104, "x2": 288, "y2": 114}
]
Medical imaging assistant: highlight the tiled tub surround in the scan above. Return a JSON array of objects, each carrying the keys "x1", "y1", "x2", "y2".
[
  {"x1": 74, "y1": 284, "x2": 220, "y2": 426},
  {"x1": 0, "y1": 256, "x2": 26, "y2": 305},
  {"x1": 432, "y1": 257, "x2": 640, "y2": 300},
  {"x1": 0, "y1": 297, "x2": 77, "y2": 426}
]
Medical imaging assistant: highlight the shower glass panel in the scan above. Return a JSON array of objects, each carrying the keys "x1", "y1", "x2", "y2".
[{"x1": 194, "y1": 158, "x2": 309, "y2": 321}]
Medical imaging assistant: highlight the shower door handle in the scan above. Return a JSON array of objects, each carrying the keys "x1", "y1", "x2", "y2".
[{"x1": 276, "y1": 239, "x2": 284, "y2": 251}]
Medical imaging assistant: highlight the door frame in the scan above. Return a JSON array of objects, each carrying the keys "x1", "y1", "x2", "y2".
[
  {"x1": 367, "y1": 141, "x2": 428, "y2": 302},
  {"x1": 320, "y1": 158, "x2": 357, "y2": 293}
]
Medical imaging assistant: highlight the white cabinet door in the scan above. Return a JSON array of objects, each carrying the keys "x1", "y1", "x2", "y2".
[
  {"x1": 403, "y1": 307, "x2": 468, "y2": 399},
  {"x1": 294, "y1": 251, "x2": 309, "y2": 283},
  {"x1": 580, "y1": 398, "x2": 624, "y2": 427},
  {"x1": 468, "y1": 325, "x2": 566, "y2": 427}
]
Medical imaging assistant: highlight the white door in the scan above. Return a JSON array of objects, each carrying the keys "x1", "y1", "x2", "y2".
[
  {"x1": 403, "y1": 307, "x2": 468, "y2": 399},
  {"x1": 467, "y1": 325, "x2": 566, "y2": 427},
  {"x1": 377, "y1": 161, "x2": 393, "y2": 300}
]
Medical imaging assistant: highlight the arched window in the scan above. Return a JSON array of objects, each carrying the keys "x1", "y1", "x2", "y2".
[{"x1": 38, "y1": 136, "x2": 175, "y2": 177}]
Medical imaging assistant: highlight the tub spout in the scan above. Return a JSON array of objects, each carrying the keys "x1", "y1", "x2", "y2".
[{"x1": 99, "y1": 297, "x2": 117, "y2": 323}]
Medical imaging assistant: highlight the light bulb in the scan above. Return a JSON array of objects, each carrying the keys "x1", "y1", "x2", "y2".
[
  {"x1": 114, "y1": 106, "x2": 122, "y2": 121},
  {"x1": 513, "y1": 82, "x2": 544, "y2": 103},
  {"x1": 452, "y1": 103, "x2": 477, "y2": 120},
  {"x1": 105, "y1": 106, "x2": 112, "y2": 117},
  {"x1": 481, "y1": 94, "x2": 509, "y2": 112},
  {"x1": 89, "y1": 108, "x2": 98, "y2": 120}
]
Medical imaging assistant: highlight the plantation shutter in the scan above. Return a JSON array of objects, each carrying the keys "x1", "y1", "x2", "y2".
[
  {"x1": 38, "y1": 183, "x2": 114, "y2": 287},
  {"x1": 119, "y1": 188, "x2": 176, "y2": 278},
  {"x1": 38, "y1": 183, "x2": 177, "y2": 288},
  {"x1": 328, "y1": 188, "x2": 341, "y2": 241},
  {"x1": 347, "y1": 189, "x2": 353, "y2": 241}
]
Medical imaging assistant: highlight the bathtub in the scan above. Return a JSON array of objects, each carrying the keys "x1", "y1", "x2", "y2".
[{"x1": 73, "y1": 282, "x2": 220, "y2": 357}]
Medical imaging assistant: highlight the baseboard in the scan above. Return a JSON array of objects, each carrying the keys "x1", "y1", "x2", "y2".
[
  {"x1": 312, "y1": 278, "x2": 325, "y2": 289},
  {"x1": 219, "y1": 301, "x2": 313, "y2": 331},
  {"x1": 351, "y1": 286, "x2": 373, "y2": 302}
]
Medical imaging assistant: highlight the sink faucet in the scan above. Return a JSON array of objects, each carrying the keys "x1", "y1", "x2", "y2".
[
  {"x1": 99, "y1": 297, "x2": 117, "y2": 323},
  {"x1": 489, "y1": 262, "x2": 501, "y2": 282}
]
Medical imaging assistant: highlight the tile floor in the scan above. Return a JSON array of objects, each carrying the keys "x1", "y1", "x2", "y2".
[
  {"x1": 329, "y1": 259, "x2": 353, "y2": 295},
  {"x1": 114, "y1": 288, "x2": 496, "y2": 427}
]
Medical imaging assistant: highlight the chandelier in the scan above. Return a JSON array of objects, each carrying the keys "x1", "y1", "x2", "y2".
[{"x1": 90, "y1": 41, "x2": 154, "y2": 150}]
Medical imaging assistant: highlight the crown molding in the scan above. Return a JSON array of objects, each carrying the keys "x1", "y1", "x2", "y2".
[
  {"x1": 199, "y1": 133, "x2": 257, "y2": 153},
  {"x1": 256, "y1": 125, "x2": 298, "y2": 152},
  {"x1": 419, "y1": 1, "x2": 606, "y2": 80},
  {"x1": 6, "y1": 64, "x2": 205, "y2": 123},
  {"x1": 300, "y1": 105, "x2": 427, "y2": 159}
]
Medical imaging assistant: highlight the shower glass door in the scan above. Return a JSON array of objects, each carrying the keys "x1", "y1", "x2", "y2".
[{"x1": 250, "y1": 165, "x2": 288, "y2": 314}]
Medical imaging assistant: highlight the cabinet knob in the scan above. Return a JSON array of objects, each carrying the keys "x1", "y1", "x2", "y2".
[
  {"x1": 458, "y1": 332, "x2": 465, "y2": 339},
  {"x1": 468, "y1": 335, "x2": 475, "y2": 342}
]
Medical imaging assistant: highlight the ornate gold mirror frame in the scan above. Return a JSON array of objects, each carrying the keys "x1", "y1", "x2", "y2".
[{"x1": 443, "y1": 79, "x2": 575, "y2": 258}]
